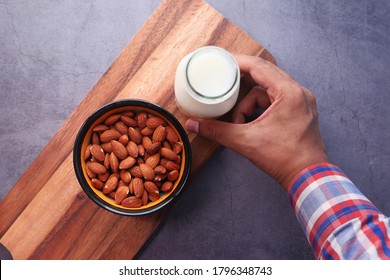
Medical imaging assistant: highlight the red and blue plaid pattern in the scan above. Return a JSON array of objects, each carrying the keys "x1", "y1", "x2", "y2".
[{"x1": 288, "y1": 163, "x2": 390, "y2": 259}]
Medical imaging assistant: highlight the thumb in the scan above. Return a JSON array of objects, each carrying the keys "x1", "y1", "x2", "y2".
[{"x1": 185, "y1": 118, "x2": 245, "y2": 150}]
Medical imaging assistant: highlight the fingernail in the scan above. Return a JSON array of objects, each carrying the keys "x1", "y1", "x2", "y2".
[{"x1": 185, "y1": 119, "x2": 199, "y2": 134}]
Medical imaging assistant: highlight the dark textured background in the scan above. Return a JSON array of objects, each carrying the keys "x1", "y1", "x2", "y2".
[{"x1": 1, "y1": 0, "x2": 389, "y2": 259}]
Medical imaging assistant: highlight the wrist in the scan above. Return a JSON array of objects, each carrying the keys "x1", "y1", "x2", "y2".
[{"x1": 279, "y1": 153, "x2": 329, "y2": 191}]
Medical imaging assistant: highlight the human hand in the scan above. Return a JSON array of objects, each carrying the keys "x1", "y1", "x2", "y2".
[{"x1": 185, "y1": 54, "x2": 328, "y2": 190}]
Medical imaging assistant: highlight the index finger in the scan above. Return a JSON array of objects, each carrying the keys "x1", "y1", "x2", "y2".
[{"x1": 233, "y1": 54, "x2": 295, "y2": 98}]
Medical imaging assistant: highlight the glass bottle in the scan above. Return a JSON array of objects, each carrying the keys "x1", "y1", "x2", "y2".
[{"x1": 174, "y1": 46, "x2": 240, "y2": 118}]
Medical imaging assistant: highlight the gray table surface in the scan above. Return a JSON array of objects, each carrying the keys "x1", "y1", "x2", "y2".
[{"x1": 1, "y1": 0, "x2": 389, "y2": 260}]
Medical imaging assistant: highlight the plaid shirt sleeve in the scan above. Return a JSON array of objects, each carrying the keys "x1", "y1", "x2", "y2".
[{"x1": 288, "y1": 163, "x2": 390, "y2": 259}]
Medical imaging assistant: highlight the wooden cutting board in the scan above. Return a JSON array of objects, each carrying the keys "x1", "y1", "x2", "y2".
[{"x1": 0, "y1": 0, "x2": 275, "y2": 259}]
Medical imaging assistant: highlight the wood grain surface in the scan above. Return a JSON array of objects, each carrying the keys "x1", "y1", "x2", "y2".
[{"x1": 0, "y1": 0, "x2": 275, "y2": 259}]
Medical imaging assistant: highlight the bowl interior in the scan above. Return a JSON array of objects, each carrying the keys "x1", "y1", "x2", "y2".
[{"x1": 74, "y1": 100, "x2": 191, "y2": 215}]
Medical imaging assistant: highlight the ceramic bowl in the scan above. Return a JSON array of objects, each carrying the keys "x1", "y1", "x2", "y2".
[{"x1": 73, "y1": 99, "x2": 192, "y2": 216}]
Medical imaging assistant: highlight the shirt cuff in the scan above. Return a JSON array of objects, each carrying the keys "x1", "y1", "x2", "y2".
[{"x1": 288, "y1": 163, "x2": 382, "y2": 259}]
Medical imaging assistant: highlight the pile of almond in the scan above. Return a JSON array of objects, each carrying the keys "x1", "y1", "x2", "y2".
[{"x1": 84, "y1": 110, "x2": 183, "y2": 208}]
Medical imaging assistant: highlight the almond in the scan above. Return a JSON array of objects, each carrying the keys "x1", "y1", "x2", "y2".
[
  {"x1": 92, "y1": 132, "x2": 100, "y2": 145},
  {"x1": 100, "y1": 129, "x2": 121, "y2": 143},
  {"x1": 137, "y1": 112, "x2": 148, "y2": 129},
  {"x1": 164, "y1": 160, "x2": 181, "y2": 171},
  {"x1": 161, "y1": 147, "x2": 179, "y2": 161},
  {"x1": 154, "y1": 174, "x2": 166, "y2": 182},
  {"x1": 120, "y1": 115, "x2": 137, "y2": 127},
  {"x1": 121, "y1": 111, "x2": 135, "y2": 118},
  {"x1": 152, "y1": 125, "x2": 166, "y2": 143},
  {"x1": 145, "y1": 153, "x2": 160, "y2": 169},
  {"x1": 90, "y1": 144, "x2": 105, "y2": 162},
  {"x1": 161, "y1": 181, "x2": 173, "y2": 193},
  {"x1": 165, "y1": 126, "x2": 179, "y2": 143},
  {"x1": 115, "y1": 186, "x2": 129, "y2": 205},
  {"x1": 130, "y1": 165, "x2": 143, "y2": 178},
  {"x1": 119, "y1": 134, "x2": 129, "y2": 146},
  {"x1": 129, "y1": 179, "x2": 134, "y2": 194},
  {"x1": 103, "y1": 153, "x2": 110, "y2": 169},
  {"x1": 103, "y1": 176, "x2": 118, "y2": 194},
  {"x1": 173, "y1": 142, "x2": 183, "y2": 154},
  {"x1": 91, "y1": 178, "x2": 104, "y2": 189},
  {"x1": 101, "y1": 143, "x2": 112, "y2": 153},
  {"x1": 98, "y1": 171, "x2": 110, "y2": 182},
  {"x1": 86, "y1": 164, "x2": 96, "y2": 178},
  {"x1": 148, "y1": 192, "x2": 160, "y2": 202},
  {"x1": 144, "y1": 181, "x2": 160, "y2": 201},
  {"x1": 133, "y1": 178, "x2": 144, "y2": 198},
  {"x1": 141, "y1": 190, "x2": 149, "y2": 206},
  {"x1": 146, "y1": 117, "x2": 167, "y2": 129},
  {"x1": 109, "y1": 172, "x2": 120, "y2": 180},
  {"x1": 142, "y1": 136, "x2": 152, "y2": 150},
  {"x1": 119, "y1": 156, "x2": 137, "y2": 170},
  {"x1": 114, "y1": 121, "x2": 128, "y2": 135},
  {"x1": 87, "y1": 162, "x2": 107, "y2": 175},
  {"x1": 120, "y1": 170, "x2": 132, "y2": 184},
  {"x1": 126, "y1": 141, "x2": 138, "y2": 158},
  {"x1": 144, "y1": 181, "x2": 160, "y2": 196},
  {"x1": 93, "y1": 124, "x2": 109, "y2": 133},
  {"x1": 121, "y1": 196, "x2": 142, "y2": 208},
  {"x1": 154, "y1": 165, "x2": 167, "y2": 175},
  {"x1": 128, "y1": 127, "x2": 142, "y2": 144},
  {"x1": 109, "y1": 152, "x2": 119, "y2": 172},
  {"x1": 167, "y1": 170, "x2": 179, "y2": 182},
  {"x1": 104, "y1": 114, "x2": 121, "y2": 126},
  {"x1": 140, "y1": 127, "x2": 154, "y2": 136},
  {"x1": 84, "y1": 144, "x2": 92, "y2": 160},
  {"x1": 138, "y1": 144, "x2": 145, "y2": 157},
  {"x1": 146, "y1": 142, "x2": 161, "y2": 155},
  {"x1": 111, "y1": 140, "x2": 128, "y2": 160},
  {"x1": 140, "y1": 164, "x2": 155, "y2": 181}
]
